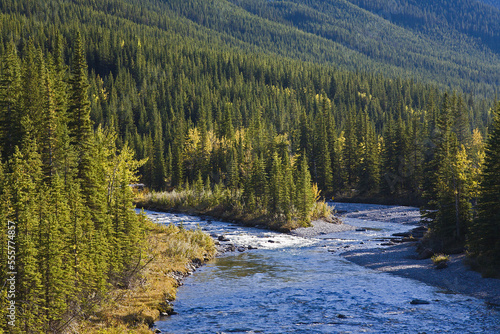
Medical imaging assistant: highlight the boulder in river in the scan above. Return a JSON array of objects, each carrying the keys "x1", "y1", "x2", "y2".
[
  {"x1": 218, "y1": 235, "x2": 230, "y2": 242},
  {"x1": 410, "y1": 299, "x2": 430, "y2": 305}
]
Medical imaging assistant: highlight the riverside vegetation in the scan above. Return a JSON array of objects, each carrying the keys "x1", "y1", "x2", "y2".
[
  {"x1": 0, "y1": 34, "x2": 215, "y2": 332},
  {"x1": 1, "y1": 0, "x2": 500, "y2": 332}
]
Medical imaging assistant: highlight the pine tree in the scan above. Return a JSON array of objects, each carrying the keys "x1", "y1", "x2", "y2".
[
  {"x1": 427, "y1": 95, "x2": 472, "y2": 247},
  {"x1": 38, "y1": 51, "x2": 59, "y2": 179},
  {"x1": 316, "y1": 95, "x2": 333, "y2": 193},
  {"x1": 269, "y1": 152, "x2": 284, "y2": 215},
  {"x1": 358, "y1": 112, "x2": 380, "y2": 195},
  {"x1": 295, "y1": 152, "x2": 314, "y2": 226},
  {"x1": 251, "y1": 154, "x2": 268, "y2": 212},
  {"x1": 468, "y1": 102, "x2": 500, "y2": 265},
  {"x1": 9, "y1": 141, "x2": 45, "y2": 331},
  {"x1": 343, "y1": 108, "x2": 358, "y2": 188},
  {"x1": 37, "y1": 177, "x2": 71, "y2": 332},
  {"x1": 68, "y1": 32, "x2": 92, "y2": 177},
  {"x1": 0, "y1": 41, "x2": 22, "y2": 159}
]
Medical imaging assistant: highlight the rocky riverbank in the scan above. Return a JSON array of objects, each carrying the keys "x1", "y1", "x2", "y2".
[
  {"x1": 332, "y1": 202, "x2": 500, "y2": 306},
  {"x1": 342, "y1": 243, "x2": 500, "y2": 305}
]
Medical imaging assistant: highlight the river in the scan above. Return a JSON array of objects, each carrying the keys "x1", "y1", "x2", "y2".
[{"x1": 142, "y1": 203, "x2": 500, "y2": 333}]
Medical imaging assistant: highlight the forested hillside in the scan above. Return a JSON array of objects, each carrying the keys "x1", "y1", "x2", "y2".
[
  {"x1": 169, "y1": 0, "x2": 500, "y2": 97},
  {"x1": 0, "y1": 0, "x2": 499, "y2": 332}
]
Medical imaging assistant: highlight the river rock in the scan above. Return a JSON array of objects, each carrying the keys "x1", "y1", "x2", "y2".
[
  {"x1": 418, "y1": 248, "x2": 434, "y2": 260},
  {"x1": 337, "y1": 314, "x2": 347, "y2": 319},
  {"x1": 410, "y1": 299, "x2": 430, "y2": 305},
  {"x1": 435, "y1": 262, "x2": 448, "y2": 269},
  {"x1": 218, "y1": 235, "x2": 230, "y2": 242},
  {"x1": 356, "y1": 228, "x2": 367, "y2": 232},
  {"x1": 381, "y1": 242, "x2": 395, "y2": 246},
  {"x1": 237, "y1": 246, "x2": 247, "y2": 252},
  {"x1": 268, "y1": 240, "x2": 275, "y2": 243},
  {"x1": 154, "y1": 328, "x2": 162, "y2": 333},
  {"x1": 393, "y1": 232, "x2": 411, "y2": 237}
]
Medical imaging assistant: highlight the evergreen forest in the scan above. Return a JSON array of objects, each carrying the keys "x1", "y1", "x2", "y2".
[{"x1": 0, "y1": 0, "x2": 499, "y2": 332}]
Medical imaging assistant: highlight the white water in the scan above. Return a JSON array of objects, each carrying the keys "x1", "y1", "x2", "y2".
[{"x1": 140, "y1": 204, "x2": 500, "y2": 333}]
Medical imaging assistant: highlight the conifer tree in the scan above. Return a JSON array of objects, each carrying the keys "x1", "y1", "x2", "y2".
[
  {"x1": 343, "y1": 108, "x2": 358, "y2": 188},
  {"x1": 468, "y1": 102, "x2": 500, "y2": 265},
  {"x1": 251, "y1": 154, "x2": 268, "y2": 211},
  {"x1": 358, "y1": 112, "x2": 380, "y2": 195},
  {"x1": 0, "y1": 41, "x2": 22, "y2": 159},
  {"x1": 269, "y1": 152, "x2": 284, "y2": 215},
  {"x1": 38, "y1": 51, "x2": 59, "y2": 179},
  {"x1": 295, "y1": 152, "x2": 314, "y2": 226},
  {"x1": 68, "y1": 32, "x2": 92, "y2": 177},
  {"x1": 9, "y1": 140, "x2": 44, "y2": 331},
  {"x1": 37, "y1": 177, "x2": 71, "y2": 332},
  {"x1": 316, "y1": 95, "x2": 333, "y2": 192},
  {"x1": 427, "y1": 95, "x2": 472, "y2": 245}
]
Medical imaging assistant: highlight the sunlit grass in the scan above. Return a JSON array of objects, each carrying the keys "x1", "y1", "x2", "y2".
[
  {"x1": 431, "y1": 253, "x2": 450, "y2": 269},
  {"x1": 136, "y1": 185, "x2": 334, "y2": 232},
  {"x1": 79, "y1": 217, "x2": 216, "y2": 332}
]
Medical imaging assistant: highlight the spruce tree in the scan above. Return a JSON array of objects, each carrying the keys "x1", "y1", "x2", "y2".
[
  {"x1": 427, "y1": 95, "x2": 472, "y2": 247},
  {"x1": 468, "y1": 102, "x2": 500, "y2": 265},
  {"x1": 9, "y1": 141, "x2": 44, "y2": 331},
  {"x1": 67, "y1": 32, "x2": 92, "y2": 177},
  {"x1": 0, "y1": 41, "x2": 22, "y2": 159},
  {"x1": 295, "y1": 152, "x2": 314, "y2": 227}
]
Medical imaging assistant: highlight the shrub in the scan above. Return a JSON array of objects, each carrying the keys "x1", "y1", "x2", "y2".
[{"x1": 431, "y1": 253, "x2": 450, "y2": 269}]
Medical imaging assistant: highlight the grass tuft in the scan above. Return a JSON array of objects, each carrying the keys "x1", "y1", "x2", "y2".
[{"x1": 431, "y1": 253, "x2": 450, "y2": 269}]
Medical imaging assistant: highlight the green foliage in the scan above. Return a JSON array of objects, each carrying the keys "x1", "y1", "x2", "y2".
[
  {"x1": 468, "y1": 102, "x2": 500, "y2": 266},
  {"x1": 0, "y1": 0, "x2": 498, "y2": 328},
  {"x1": 0, "y1": 38, "x2": 146, "y2": 333}
]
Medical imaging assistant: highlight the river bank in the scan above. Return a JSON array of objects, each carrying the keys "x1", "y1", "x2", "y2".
[
  {"x1": 342, "y1": 243, "x2": 500, "y2": 305},
  {"x1": 154, "y1": 203, "x2": 500, "y2": 333},
  {"x1": 135, "y1": 189, "x2": 333, "y2": 233},
  {"x1": 331, "y1": 202, "x2": 500, "y2": 306},
  {"x1": 78, "y1": 219, "x2": 216, "y2": 333}
]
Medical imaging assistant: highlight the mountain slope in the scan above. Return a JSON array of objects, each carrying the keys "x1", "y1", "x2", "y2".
[
  {"x1": 164, "y1": 0, "x2": 500, "y2": 96},
  {"x1": 1, "y1": 0, "x2": 498, "y2": 96}
]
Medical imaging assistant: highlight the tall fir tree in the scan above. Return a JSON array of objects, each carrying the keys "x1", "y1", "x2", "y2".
[
  {"x1": 67, "y1": 32, "x2": 92, "y2": 179},
  {"x1": 0, "y1": 41, "x2": 22, "y2": 159},
  {"x1": 468, "y1": 102, "x2": 500, "y2": 266},
  {"x1": 295, "y1": 152, "x2": 314, "y2": 226}
]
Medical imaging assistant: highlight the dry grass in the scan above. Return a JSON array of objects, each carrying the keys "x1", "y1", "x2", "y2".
[
  {"x1": 136, "y1": 186, "x2": 332, "y2": 233},
  {"x1": 78, "y1": 219, "x2": 216, "y2": 333}
]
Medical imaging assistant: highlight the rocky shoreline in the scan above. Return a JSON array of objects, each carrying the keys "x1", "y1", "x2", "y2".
[
  {"x1": 341, "y1": 243, "x2": 500, "y2": 305},
  {"x1": 330, "y1": 202, "x2": 500, "y2": 306}
]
